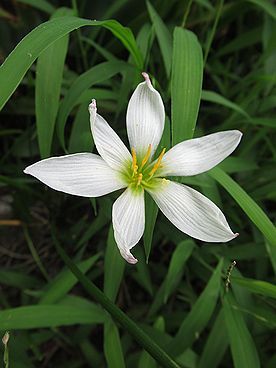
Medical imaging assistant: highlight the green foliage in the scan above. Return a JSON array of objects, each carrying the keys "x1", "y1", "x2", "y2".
[{"x1": 0, "y1": 0, "x2": 275, "y2": 367}]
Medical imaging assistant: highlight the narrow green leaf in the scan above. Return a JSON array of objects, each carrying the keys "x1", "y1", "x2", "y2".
[
  {"x1": 164, "y1": 240, "x2": 195, "y2": 302},
  {"x1": 56, "y1": 60, "x2": 132, "y2": 149},
  {"x1": 104, "y1": 320, "x2": 126, "y2": 368},
  {"x1": 232, "y1": 276, "x2": 276, "y2": 299},
  {"x1": 104, "y1": 227, "x2": 125, "y2": 303},
  {"x1": 246, "y1": 0, "x2": 276, "y2": 20},
  {"x1": 147, "y1": 1, "x2": 172, "y2": 76},
  {"x1": 68, "y1": 102, "x2": 93, "y2": 153},
  {"x1": 35, "y1": 8, "x2": 71, "y2": 158},
  {"x1": 17, "y1": 0, "x2": 56, "y2": 14},
  {"x1": 143, "y1": 192, "x2": 158, "y2": 262},
  {"x1": 168, "y1": 259, "x2": 223, "y2": 356},
  {"x1": 209, "y1": 167, "x2": 276, "y2": 247},
  {"x1": 198, "y1": 309, "x2": 228, "y2": 368},
  {"x1": 0, "y1": 300, "x2": 106, "y2": 329},
  {"x1": 223, "y1": 292, "x2": 260, "y2": 368},
  {"x1": 171, "y1": 27, "x2": 203, "y2": 143},
  {"x1": 53, "y1": 234, "x2": 181, "y2": 368},
  {"x1": 0, "y1": 16, "x2": 143, "y2": 111},
  {"x1": 39, "y1": 253, "x2": 101, "y2": 305},
  {"x1": 201, "y1": 90, "x2": 250, "y2": 119}
]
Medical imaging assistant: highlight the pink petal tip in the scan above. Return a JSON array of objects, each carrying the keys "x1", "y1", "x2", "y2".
[
  {"x1": 142, "y1": 72, "x2": 153, "y2": 89},
  {"x1": 89, "y1": 99, "x2": 97, "y2": 112}
]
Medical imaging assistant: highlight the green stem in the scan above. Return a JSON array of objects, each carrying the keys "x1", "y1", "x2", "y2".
[
  {"x1": 52, "y1": 231, "x2": 181, "y2": 368},
  {"x1": 71, "y1": 0, "x2": 88, "y2": 70},
  {"x1": 181, "y1": 0, "x2": 193, "y2": 28}
]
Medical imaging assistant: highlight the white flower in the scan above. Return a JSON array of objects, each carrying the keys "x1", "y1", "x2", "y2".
[{"x1": 24, "y1": 73, "x2": 242, "y2": 264}]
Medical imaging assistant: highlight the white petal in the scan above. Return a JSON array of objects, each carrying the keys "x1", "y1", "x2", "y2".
[
  {"x1": 160, "y1": 130, "x2": 242, "y2": 177},
  {"x1": 112, "y1": 188, "x2": 145, "y2": 264},
  {"x1": 148, "y1": 180, "x2": 238, "y2": 242},
  {"x1": 89, "y1": 99, "x2": 132, "y2": 171},
  {"x1": 24, "y1": 153, "x2": 126, "y2": 197},
  {"x1": 126, "y1": 73, "x2": 165, "y2": 158}
]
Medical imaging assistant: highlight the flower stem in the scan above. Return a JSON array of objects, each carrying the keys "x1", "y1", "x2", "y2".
[{"x1": 52, "y1": 230, "x2": 181, "y2": 368}]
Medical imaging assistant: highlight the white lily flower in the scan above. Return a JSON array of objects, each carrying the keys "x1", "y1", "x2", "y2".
[{"x1": 24, "y1": 73, "x2": 242, "y2": 264}]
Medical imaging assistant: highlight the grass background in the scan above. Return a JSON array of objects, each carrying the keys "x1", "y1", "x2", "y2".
[{"x1": 0, "y1": 0, "x2": 276, "y2": 367}]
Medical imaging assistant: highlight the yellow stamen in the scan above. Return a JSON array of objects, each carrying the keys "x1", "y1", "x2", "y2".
[
  {"x1": 140, "y1": 144, "x2": 152, "y2": 169},
  {"x1": 149, "y1": 148, "x2": 166, "y2": 177},
  {"x1": 137, "y1": 173, "x2": 143, "y2": 187},
  {"x1": 131, "y1": 147, "x2": 138, "y2": 174}
]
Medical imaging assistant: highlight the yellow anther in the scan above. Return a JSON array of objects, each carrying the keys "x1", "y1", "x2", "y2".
[
  {"x1": 140, "y1": 144, "x2": 152, "y2": 169},
  {"x1": 149, "y1": 148, "x2": 166, "y2": 177},
  {"x1": 137, "y1": 173, "x2": 143, "y2": 187},
  {"x1": 131, "y1": 147, "x2": 138, "y2": 174}
]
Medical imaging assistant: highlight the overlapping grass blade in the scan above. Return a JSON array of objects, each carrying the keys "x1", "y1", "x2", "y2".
[
  {"x1": 171, "y1": 27, "x2": 203, "y2": 143},
  {"x1": 17, "y1": 0, "x2": 56, "y2": 14},
  {"x1": 223, "y1": 292, "x2": 260, "y2": 368},
  {"x1": 146, "y1": 1, "x2": 172, "y2": 77},
  {"x1": 232, "y1": 277, "x2": 276, "y2": 299},
  {"x1": 209, "y1": 167, "x2": 276, "y2": 246},
  {"x1": 104, "y1": 320, "x2": 126, "y2": 368},
  {"x1": 0, "y1": 16, "x2": 143, "y2": 111},
  {"x1": 168, "y1": 259, "x2": 223, "y2": 356}
]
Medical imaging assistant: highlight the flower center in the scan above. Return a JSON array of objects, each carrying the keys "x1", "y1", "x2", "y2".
[{"x1": 127, "y1": 144, "x2": 166, "y2": 191}]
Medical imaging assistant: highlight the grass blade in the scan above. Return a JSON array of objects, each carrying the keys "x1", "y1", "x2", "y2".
[
  {"x1": 104, "y1": 320, "x2": 126, "y2": 368},
  {"x1": 171, "y1": 27, "x2": 203, "y2": 143},
  {"x1": 0, "y1": 16, "x2": 143, "y2": 111},
  {"x1": 35, "y1": 8, "x2": 71, "y2": 158},
  {"x1": 53, "y1": 232, "x2": 181, "y2": 368},
  {"x1": 232, "y1": 277, "x2": 276, "y2": 299},
  {"x1": 168, "y1": 259, "x2": 223, "y2": 356},
  {"x1": 208, "y1": 167, "x2": 276, "y2": 246},
  {"x1": 223, "y1": 292, "x2": 260, "y2": 368}
]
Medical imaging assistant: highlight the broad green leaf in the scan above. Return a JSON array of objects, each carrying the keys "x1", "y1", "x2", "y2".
[
  {"x1": 201, "y1": 90, "x2": 250, "y2": 119},
  {"x1": 147, "y1": 1, "x2": 172, "y2": 76},
  {"x1": 198, "y1": 309, "x2": 228, "y2": 368},
  {"x1": 39, "y1": 253, "x2": 101, "y2": 304},
  {"x1": 232, "y1": 276, "x2": 276, "y2": 299},
  {"x1": 104, "y1": 320, "x2": 126, "y2": 368},
  {"x1": 17, "y1": 0, "x2": 55, "y2": 14},
  {"x1": 0, "y1": 299, "x2": 106, "y2": 329},
  {"x1": 223, "y1": 292, "x2": 260, "y2": 368},
  {"x1": 168, "y1": 259, "x2": 223, "y2": 356},
  {"x1": 208, "y1": 167, "x2": 276, "y2": 247},
  {"x1": 0, "y1": 16, "x2": 143, "y2": 111},
  {"x1": 164, "y1": 240, "x2": 195, "y2": 302},
  {"x1": 35, "y1": 8, "x2": 71, "y2": 158},
  {"x1": 104, "y1": 227, "x2": 125, "y2": 302},
  {"x1": 171, "y1": 27, "x2": 203, "y2": 143},
  {"x1": 56, "y1": 60, "x2": 132, "y2": 149}
]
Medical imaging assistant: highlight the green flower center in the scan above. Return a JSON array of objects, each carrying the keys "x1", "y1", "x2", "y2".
[{"x1": 121, "y1": 144, "x2": 167, "y2": 193}]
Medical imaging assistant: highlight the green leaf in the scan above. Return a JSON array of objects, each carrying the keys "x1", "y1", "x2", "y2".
[
  {"x1": 171, "y1": 27, "x2": 203, "y2": 143},
  {"x1": 146, "y1": 1, "x2": 172, "y2": 77},
  {"x1": 17, "y1": 0, "x2": 56, "y2": 14},
  {"x1": 104, "y1": 227, "x2": 125, "y2": 303},
  {"x1": 164, "y1": 240, "x2": 195, "y2": 302},
  {"x1": 104, "y1": 320, "x2": 126, "y2": 368},
  {"x1": 0, "y1": 16, "x2": 143, "y2": 111},
  {"x1": 201, "y1": 90, "x2": 250, "y2": 119},
  {"x1": 168, "y1": 259, "x2": 223, "y2": 356},
  {"x1": 223, "y1": 292, "x2": 260, "y2": 368},
  {"x1": 35, "y1": 8, "x2": 71, "y2": 158},
  {"x1": 198, "y1": 309, "x2": 228, "y2": 368},
  {"x1": 53, "y1": 234, "x2": 181, "y2": 368},
  {"x1": 232, "y1": 276, "x2": 276, "y2": 299},
  {"x1": 39, "y1": 253, "x2": 101, "y2": 304},
  {"x1": 246, "y1": 0, "x2": 276, "y2": 20},
  {"x1": 143, "y1": 192, "x2": 159, "y2": 262},
  {"x1": 208, "y1": 167, "x2": 276, "y2": 247},
  {"x1": 56, "y1": 60, "x2": 131, "y2": 149},
  {"x1": 0, "y1": 299, "x2": 106, "y2": 329}
]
